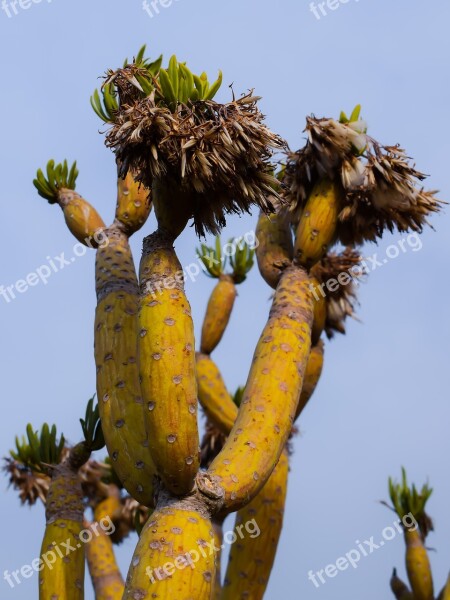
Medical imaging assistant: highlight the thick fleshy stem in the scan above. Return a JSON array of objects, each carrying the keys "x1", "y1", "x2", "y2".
[
  {"x1": 200, "y1": 275, "x2": 237, "y2": 354},
  {"x1": 294, "y1": 178, "x2": 342, "y2": 269},
  {"x1": 115, "y1": 168, "x2": 152, "y2": 235},
  {"x1": 221, "y1": 448, "x2": 289, "y2": 600},
  {"x1": 139, "y1": 229, "x2": 199, "y2": 495},
  {"x1": 255, "y1": 211, "x2": 293, "y2": 289},
  {"x1": 84, "y1": 498, "x2": 124, "y2": 600},
  {"x1": 124, "y1": 486, "x2": 224, "y2": 600},
  {"x1": 39, "y1": 443, "x2": 90, "y2": 600},
  {"x1": 95, "y1": 223, "x2": 157, "y2": 506},
  {"x1": 295, "y1": 340, "x2": 324, "y2": 420},
  {"x1": 404, "y1": 528, "x2": 434, "y2": 600},
  {"x1": 57, "y1": 189, "x2": 106, "y2": 247},
  {"x1": 212, "y1": 517, "x2": 225, "y2": 600},
  {"x1": 207, "y1": 265, "x2": 314, "y2": 512},
  {"x1": 196, "y1": 353, "x2": 238, "y2": 435}
]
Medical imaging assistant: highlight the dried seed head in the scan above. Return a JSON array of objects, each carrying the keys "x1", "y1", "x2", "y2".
[
  {"x1": 311, "y1": 247, "x2": 363, "y2": 337},
  {"x1": 283, "y1": 114, "x2": 443, "y2": 245},
  {"x1": 105, "y1": 93, "x2": 285, "y2": 236},
  {"x1": 200, "y1": 420, "x2": 227, "y2": 469},
  {"x1": 3, "y1": 458, "x2": 51, "y2": 506}
]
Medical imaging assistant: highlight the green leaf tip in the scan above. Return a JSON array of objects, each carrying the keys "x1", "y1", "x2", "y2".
[
  {"x1": 103, "y1": 45, "x2": 223, "y2": 117},
  {"x1": 159, "y1": 55, "x2": 222, "y2": 110},
  {"x1": 90, "y1": 84, "x2": 119, "y2": 124},
  {"x1": 229, "y1": 237, "x2": 255, "y2": 284},
  {"x1": 232, "y1": 386, "x2": 245, "y2": 407},
  {"x1": 386, "y1": 468, "x2": 434, "y2": 539},
  {"x1": 80, "y1": 395, "x2": 105, "y2": 452},
  {"x1": 10, "y1": 422, "x2": 65, "y2": 472},
  {"x1": 196, "y1": 235, "x2": 255, "y2": 282},
  {"x1": 33, "y1": 159, "x2": 78, "y2": 203},
  {"x1": 339, "y1": 104, "x2": 362, "y2": 124},
  {"x1": 196, "y1": 237, "x2": 226, "y2": 279}
]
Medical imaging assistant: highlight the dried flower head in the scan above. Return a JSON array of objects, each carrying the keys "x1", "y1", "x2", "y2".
[
  {"x1": 384, "y1": 468, "x2": 434, "y2": 541},
  {"x1": 79, "y1": 458, "x2": 116, "y2": 504},
  {"x1": 311, "y1": 247, "x2": 364, "y2": 337},
  {"x1": 3, "y1": 458, "x2": 51, "y2": 506},
  {"x1": 200, "y1": 420, "x2": 227, "y2": 469},
  {"x1": 284, "y1": 107, "x2": 443, "y2": 245},
  {"x1": 100, "y1": 48, "x2": 284, "y2": 236},
  {"x1": 115, "y1": 496, "x2": 151, "y2": 540}
]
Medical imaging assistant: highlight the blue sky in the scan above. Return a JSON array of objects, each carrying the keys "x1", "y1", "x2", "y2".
[{"x1": 1, "y1": 0, "x2": 450, "y2": 598}]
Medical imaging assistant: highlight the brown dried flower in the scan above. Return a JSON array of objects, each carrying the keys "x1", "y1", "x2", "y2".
[
  {"x1": 311, "y1": 247, "x2": 364, "y2": 337},
  {"x1": 284, "y1": 116, "x2": 443, "y2": 245},
  {"x1": 106, "y1": 91, "x2": 284, "y2": 236}
]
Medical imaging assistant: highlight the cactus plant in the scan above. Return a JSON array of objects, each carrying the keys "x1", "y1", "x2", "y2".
[
  {"x1": 385, "y1": 469, "x2": 434, "y2": 600},
  {"x1": 5, "y1": 44, "x2": 443, "y2": 599}
]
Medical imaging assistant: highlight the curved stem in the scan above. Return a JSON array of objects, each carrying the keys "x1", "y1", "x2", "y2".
[
  {"x1": 196, "y1": 353, "x2": 238, "y2": 435},
  {"x1": 255, "y1": 211, "x2": 293, "y2": 289},
  {"x1": 221, "y1": 448, "x2": 289, "y2": 600},
  {"x1": 295, "y1": 340, "x2": 324, "y2": 420},
  {"x1": 115, "y1": 167, "x2": 152, "y2": 235},
  {"x1": 207, "y1": 265, "x2": 314, "y2": 512}
]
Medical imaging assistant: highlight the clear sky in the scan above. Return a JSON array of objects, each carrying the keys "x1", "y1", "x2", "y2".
[{"x1": 1, "y1": 0, "x2": 449, "y2": 598}]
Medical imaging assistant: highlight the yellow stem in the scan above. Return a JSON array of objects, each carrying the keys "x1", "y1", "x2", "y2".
[
  {"x1": 139, "y1": 229, "x2": 199, "y2": 495},
  {"x1": 294, "y1": 178, "x2": 342, "y2": 268},
  {"x1": 212, "y1": 518, "x2": 225, "y2": 600},
  {"x1": 124, "y1": 498, "x2": 217, "y2": 600},
  {"x1": 95, "y1": 224, "x2": 156, "y2": 506},
  {"x1": 84, "y1": 499, "x2": 124, "y2": 600},
  {"x1": 200, "y1": 275, "x2": 237, "y2": 354},
  {"x1": 39, "y1": 463, "x2": 85, "y2": 600},
  {"x1": 115, "y1": 170, "x2": 152, "y2": 235},
  {"x1": 196, "y1": 353, "x2": 238, "y2": 435},
  {"x1": 255, "y1": 211, "x2": 293, "y2": 289},
  {"x1": 295, "y1": 340, "x2": 324, "y2": 421},
  {"x1": 152, "y1": 178, "x2": 193, "y2": 240},
  {"x1": 58, "y1": 189, "x2": 105, "y2": 247},
  {"x1": 207, "y1": 265, "x2": 313, "y2": 512},
  {"x1": 221, "y1": 448, "x2": 289, "y2": 600},
  {"x1": 404, "y1": 528, "x2": 434, "y2": 600}
]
